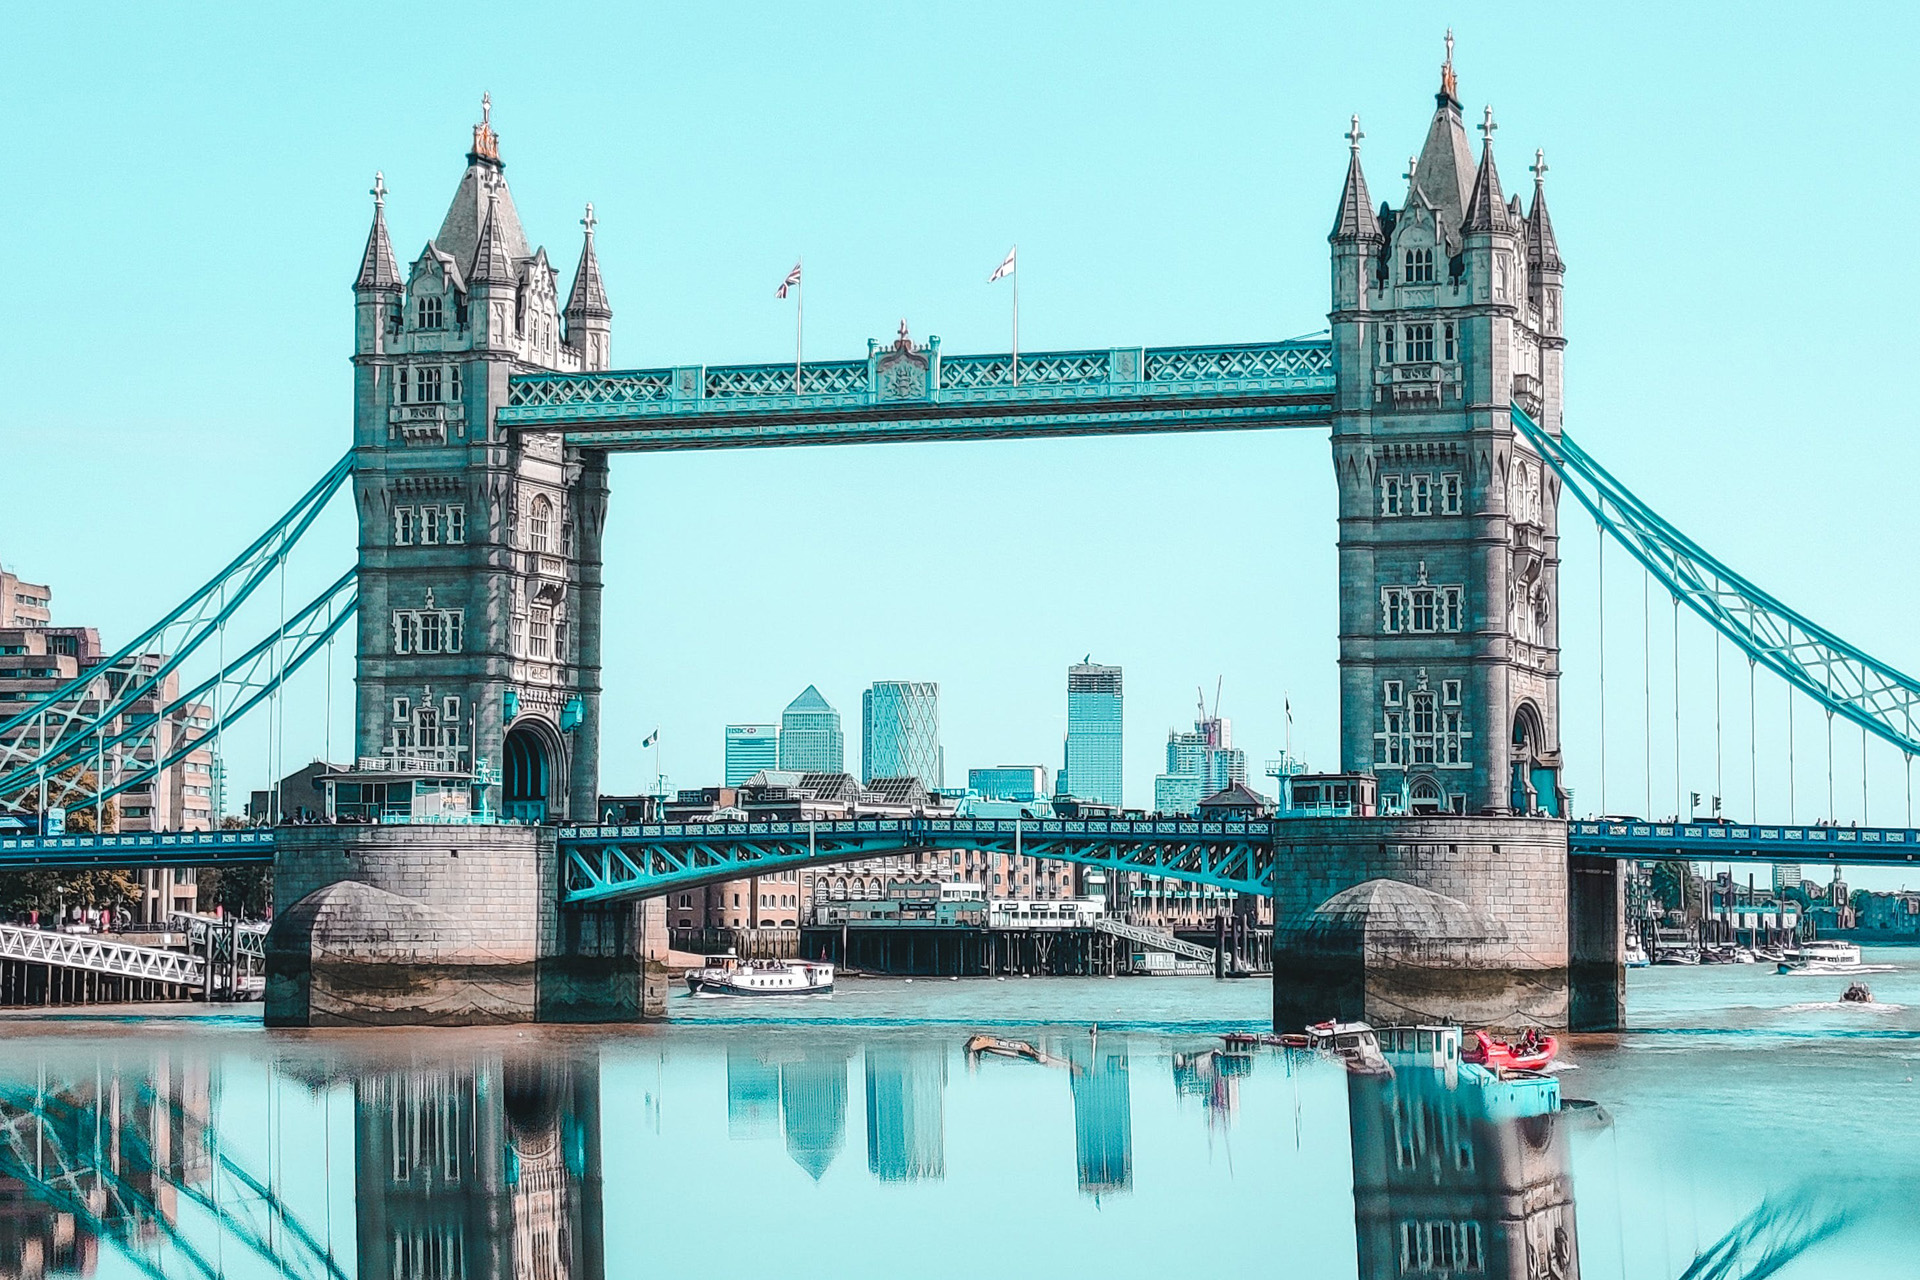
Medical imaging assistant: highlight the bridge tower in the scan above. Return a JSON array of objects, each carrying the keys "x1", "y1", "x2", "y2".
[
  {"x1": 1328, "y1": 40, "x2": 1566, "y2": 817},
  {"x1": 350, "y1": 99, "x2": 611, "y2": 823}
]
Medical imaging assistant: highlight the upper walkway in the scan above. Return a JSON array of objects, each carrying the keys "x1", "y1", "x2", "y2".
[{"x1": 497, "y1": 337, "x2": 1336, "y2": 450}]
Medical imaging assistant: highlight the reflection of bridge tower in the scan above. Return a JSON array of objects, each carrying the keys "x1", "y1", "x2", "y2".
[
  {"x1": 779, "y1": 1051, "x2": 849, "y2": 1182},
  {"x1": 726, "y1": 1045, "x2": 782, "y2": 1140},
  {"x1": 350, "y1": 98, "x2": 612, "y2": 823},
  {"x1": 863, "y1": 1044, "x2": 945, "y2": 1182},
  {"x1": 354, "y1": 1054, "x2": 604, "y2": 1280},
  {"x1": 1067, "y1": 1036, "x2": 1132, "y2": 1198},
  {"x1": 1346, "y1": 1070, "x2": 1578, "y2": 1279}
]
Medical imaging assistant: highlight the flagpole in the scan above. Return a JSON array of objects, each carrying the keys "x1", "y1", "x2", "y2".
[
  {"x1": 1011, "y1": 248, "x2": 1019, "y2": 387},
  {"x1": 794, "y1": 257, "x2": 804, "y2": 395}
]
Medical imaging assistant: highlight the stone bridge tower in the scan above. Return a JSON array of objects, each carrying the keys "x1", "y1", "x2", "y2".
[
  {"x1": 350, "y1": 98, "x2": 611, "y2": 824},
  {"x1": 1328, "y1": 41, "x2": 1567, "y2": 817}
]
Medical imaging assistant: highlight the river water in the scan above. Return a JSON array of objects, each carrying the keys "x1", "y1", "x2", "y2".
[{"x1": 1, "y1": 948, "x2": 1915, "y2": 1278}]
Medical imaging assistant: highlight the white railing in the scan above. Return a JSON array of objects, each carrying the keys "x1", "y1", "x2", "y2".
[
  {"x1": 1092, "y1": 918, "x2": 1216, "y2": 961},
  {"x1": 0, "y1": 924, "x2": 203, "y2": 984}
]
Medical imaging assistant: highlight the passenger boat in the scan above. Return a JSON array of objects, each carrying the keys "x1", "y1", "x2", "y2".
[
  {"x1": 685, "y1": 954, "x2": 834, "y2": 996},
  {"x1": 1624, "y1": 935, "x2": 1651, "y2": 968},
  {"x1": 1776, "y1": 939, "x2": 1864, "y2": 975},
  {"x1": 1277, "y1": 1020, "x2": 1390, "y2": 1074},
  {"x1": 1461, "y1": 1028, "x2": 1559, "y2": 1073}
]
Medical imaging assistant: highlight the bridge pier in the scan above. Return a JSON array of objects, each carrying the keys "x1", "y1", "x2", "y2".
[
  {"x1": 264, "y1": 825, "x2": 667, "y2": 1027},
  {"x1": 1269, "y1": 816, "x2": 1621, "y2": 1032}
]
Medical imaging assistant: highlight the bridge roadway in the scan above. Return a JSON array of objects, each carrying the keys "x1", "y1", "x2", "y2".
[{"x1": 6, "y1": 817, "x2": 1917, "y2": 897}]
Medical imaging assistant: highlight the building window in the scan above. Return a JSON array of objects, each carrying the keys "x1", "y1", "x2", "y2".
[
  {"x1": 1383, "y1": 712, "x2": 1404, "y2": 765},
  {"x1": 1382, "y1": 476, "x2": 1404, "y2": 517},
  {"x1": 1443, "y1": 712, "x2": 1464, "y2": 765},
  {"x1": 422, "y1": 506, "x2": 442, "y2": 544},
  {"x1": 446, "y1": 505, "x2": 466, "y2": 543},
  {"x1": 1412, "y1": 475, "x2": 1432, "y2": 515},
  {"x1": 1382, "y1": 588, "x2": 1407, "y2": 634},
  {"x1": 398, "y1": 367, "x2": 410, "y2": 403},
  {"x1": 1442, "y1": 679, "x2": 1462, "y2": 705},
  {"x1": 417, "y1": 296, "x2": 443, "y2": 330},
  {"x1": 1383, "y1": 324, "x2": 1396, "y2": 365},
  {"x1": 1442, "y1": 321, "x2": 1456, "y2": 361},
  {"x1": 392, "y1": 609, "x2": 464, "y2": 655},
  {"x1": 1440, "y1": 474, "x2": 1462, "y2": 515},
  {"x1": 529, "y1": 606, "x2": 552, "y2": 659},
  {"x1": 419, "y1": 367, "x2": 443, "y2": 403},
  {"x1": 528, "y1": 496, "x2": 553, "y2": 553},
  {"x1": 1405, "y1": 323, "x2": 1435, "y2": 363},
  {"x1": 1411, "y1": 589, "x2": 1436, "y2": 633},
  {"x1": 394, "y1": 506, "x2": 414, "y2": 545},
  {"x1": 1443, "y1": 587, "x2": 1463, "y2": 631},
  {"x1": 392, "y1": 697, "x2": 410, "y2": 721},
  {"x1": 1403, "y1": 247, "x2": 1435, "y2": 284},
  {"x1": 1384, "y1": 680, "x2": 1403, "y2": 706}
]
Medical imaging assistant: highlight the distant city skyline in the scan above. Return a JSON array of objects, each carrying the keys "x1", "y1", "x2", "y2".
[
  {"x1": 862, "y1": 681, "x2": 943, "y2": 790},
  {"x1": 1064, "y1": 662, "x2": 1124, "y2": 807}
]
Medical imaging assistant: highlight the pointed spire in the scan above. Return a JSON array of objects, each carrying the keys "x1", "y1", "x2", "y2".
[
  {"x1": 355, "y1": 171, "x2": 403, "y2": 292},
  {"x1": 565, "y1": 202, "x2": 612, "y2": 319},
  {"x1": 1330, "y1": 114, "x2": 1382, "y2": 242},
  {"x1": 1410, "y1": 59, "x2": 1476, "y2": 242},
  {"x1": 1463, "y1": 105, "x2": 1511, "y2": 233},
  {"x1": 470, "y1": 178, "x2": 516, "y2": 285},
  {"x1": 1527, "y1": 148, "x2": 1563, "y2": 271},
  {"x1": 1439, "y1": 28, "x2": 1459, "y2": 106}
]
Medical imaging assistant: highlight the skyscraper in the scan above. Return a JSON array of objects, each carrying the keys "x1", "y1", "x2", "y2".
[
  {"x1": 1153, "y1": 705, "x2": 1248, "y2": 816},
  {"x1": 1065, "y1": 661, "x2": 1123, "y2": 807},
  {"x1": 779, "y1": 685, "x2": 845, "y2": 773},
  {"x1": 862, "y1": 682, "x2": 943, "y2": 789},
  {"x1": 967, "y1": 765, "x2": 1049, "y2": 802},
  {"x1": 724, "y1": 724, "x2": 779, "y2": 785}
]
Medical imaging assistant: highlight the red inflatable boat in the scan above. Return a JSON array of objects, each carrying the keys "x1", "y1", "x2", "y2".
[{"x1": 1461, "y1": 1029, "x2": 1558, "y2": 1072}]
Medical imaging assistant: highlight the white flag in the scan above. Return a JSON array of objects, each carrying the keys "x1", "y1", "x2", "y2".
[{"x1": 988, "y1": 246, "x2": 1016, "y2": 283}]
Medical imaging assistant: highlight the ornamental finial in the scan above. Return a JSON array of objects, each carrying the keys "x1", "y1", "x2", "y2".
[
  {"x1": 370, "y1": 171, "x2": 387, "y2": 208},
  {"x1": 471, "y1": 91, "x2": 500, "y2": 164},
  {"x1": 895, "y1": 318, "x2": 912, "y2": 350},
  {"x1": 1480, "y1": 104, "x2": 1497, "y2": 147},
  {"x1": 582, "y1": 202, "x2": 597, "y2": 236},
  {"x1": 1404, "y1": 155, "x2": 1418, "y2": 188},
  {"x1": 481, "y1": 91, "x2": 491, "y2": 125},
  {"x1": 1441, "y1": 28, "x2": 1457, "y2": 101},
  {"x1": 1346, "y1": 114, "x2": 1363, "y2": 154},
  {"x1": 1532, "y1": 148, "x2": 1549, "y2": 187}
]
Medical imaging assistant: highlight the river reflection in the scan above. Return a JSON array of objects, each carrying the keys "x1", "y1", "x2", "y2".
[{"x1": 0, "y1": 1019, "x2": 1905, "y2": 1279}]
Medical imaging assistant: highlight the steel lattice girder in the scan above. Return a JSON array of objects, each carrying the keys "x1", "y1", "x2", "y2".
[
  {"x1": 1514, "y1": 406, "x2": 1920, "y2": 757},
  {"x1": 500, "y1": 338, "x2": 1336, "y2": 449},
  {"x1": 0, "y1": 453, "x2": 355, "y2": 814},
  {"x1": 1570, "y1": 818, "x2": 1920, "y2": 865},
  {"x1": 559, "y1": 817, "x2": 1279, "y2": 903}
]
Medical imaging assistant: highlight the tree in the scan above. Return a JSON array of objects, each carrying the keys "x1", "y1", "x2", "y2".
[
  {"x1": 1650, "y1": 860, "x2": 1700, "y2": 918},
  {"x1": 193, "y1": 863, "x2": 272, "y2": 920},
  {"x1": 0, "y1": 767, "x2": 141, "y2": 919}
]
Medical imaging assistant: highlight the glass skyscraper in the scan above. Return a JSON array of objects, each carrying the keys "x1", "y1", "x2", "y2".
[
  {"x1": 967, "y1": 765, "x2": 1048, "y2": 802},
  {"x1": 861, "y1": 681, "x2": 943, "y2": 789},
  {"x1": 779, "y1": 685, "x2": 844, "y2": 773},
  {"x1": 724, "y1": 723, "x2": 779, "y2": 785},
  {"x1": 1153, "y1": 710, "x2": 1248, "y2": 815},
  {"x1": 1065, "y1": 661, "x2": 1123, "y2": 807}
]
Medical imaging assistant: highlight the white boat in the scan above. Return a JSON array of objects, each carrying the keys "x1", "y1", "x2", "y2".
[
  {"x1": 1624, "y1": 936, "x2": 1651, "y2": 968},
  {"x1": 686, "y1": 955, "x2": 834, "y2": 996},
  {"x1": 1278, "y1": 1020, "x2": 1390, "y2": 1074},
  {"x1": 1776, "y1": 940, "x2": 1864, "y2": 975}
]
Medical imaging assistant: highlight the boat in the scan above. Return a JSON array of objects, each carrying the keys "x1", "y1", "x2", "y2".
[
  {"x1": 1277, "y1": 1020, "x2": 1391, "y2": 1074},
  {"x1": 1461, "y1": 1028, "x2": 1559, "y2": 1073},
  {"x1": 1654, "y1": 948, "x2": 1700, "y2": 966},
  {"x1": 1776, "y1": 939, "x2": 1864, "y2": 975},
  {"x1": 685, "y1": 954, "x2": 834, "y2": 996},
  {"x1": 1841, "y1": 982, "x2": 1874, "y2": 1004},
  {"x1": 1624, "y1": 936, "x2": 1651, "y2": 968}
]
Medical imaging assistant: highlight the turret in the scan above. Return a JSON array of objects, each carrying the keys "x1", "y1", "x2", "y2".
[
  {"x1": 353, "y1": 172, "x2": 403, "y2": 356},
  {"x1": 565, "y1": 204, "x2": 613, "y2": 372}
]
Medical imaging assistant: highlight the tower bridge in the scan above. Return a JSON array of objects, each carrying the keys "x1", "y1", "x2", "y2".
[{"x1": 7, "y1": 47, "x2": 1920, "y2": 1031}]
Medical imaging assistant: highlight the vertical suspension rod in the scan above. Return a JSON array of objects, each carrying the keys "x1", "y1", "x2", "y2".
[
  {"x1": 1643, "y1": 567, "x2": 1652, "y2": 818},
  {"x1": 1598, "y1": 519, "x2": 1607, "y2": 813}
]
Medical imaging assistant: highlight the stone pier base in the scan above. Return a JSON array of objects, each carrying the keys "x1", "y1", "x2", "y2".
[
  {"x1": 264, "y1": 824, "x2": 667, "y2": 1027},
  {"x1": 1269, "y1": 816, "x2": 1621, "y2": 1032}
]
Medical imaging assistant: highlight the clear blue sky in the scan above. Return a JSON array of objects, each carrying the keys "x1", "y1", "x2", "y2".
[{"x1": 4, "y1": 3, "x2": 1919, "y2": 884}]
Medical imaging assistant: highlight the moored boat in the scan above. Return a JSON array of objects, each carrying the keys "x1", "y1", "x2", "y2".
[
  {"x1": 686, "y1": 955, "x2": 834, "y2": 996},
  {"x1": 1277, "y1": 1020, "x2": 1390, "y2": 1074},
  {"x1": 1461, "y1": 1028, "x2": 1559, "y2": 1073}
]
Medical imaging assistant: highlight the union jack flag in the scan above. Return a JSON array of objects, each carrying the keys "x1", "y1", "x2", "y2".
[{"x1": 776, "y1": 262, "x2": 802, "y2": 298}]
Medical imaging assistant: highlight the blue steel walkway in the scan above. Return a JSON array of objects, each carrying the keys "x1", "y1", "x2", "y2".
[{"x1": 498, "y1": 338, "x2": 1336, "y2": 450}]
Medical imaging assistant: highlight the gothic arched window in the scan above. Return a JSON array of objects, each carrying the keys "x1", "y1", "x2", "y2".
[
  {"x1": 529, "y1": 495, "x2": 553, "y2": 552},
  {"x1": 417, "y1": 295, "x2": 443, "y2": 330}
]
